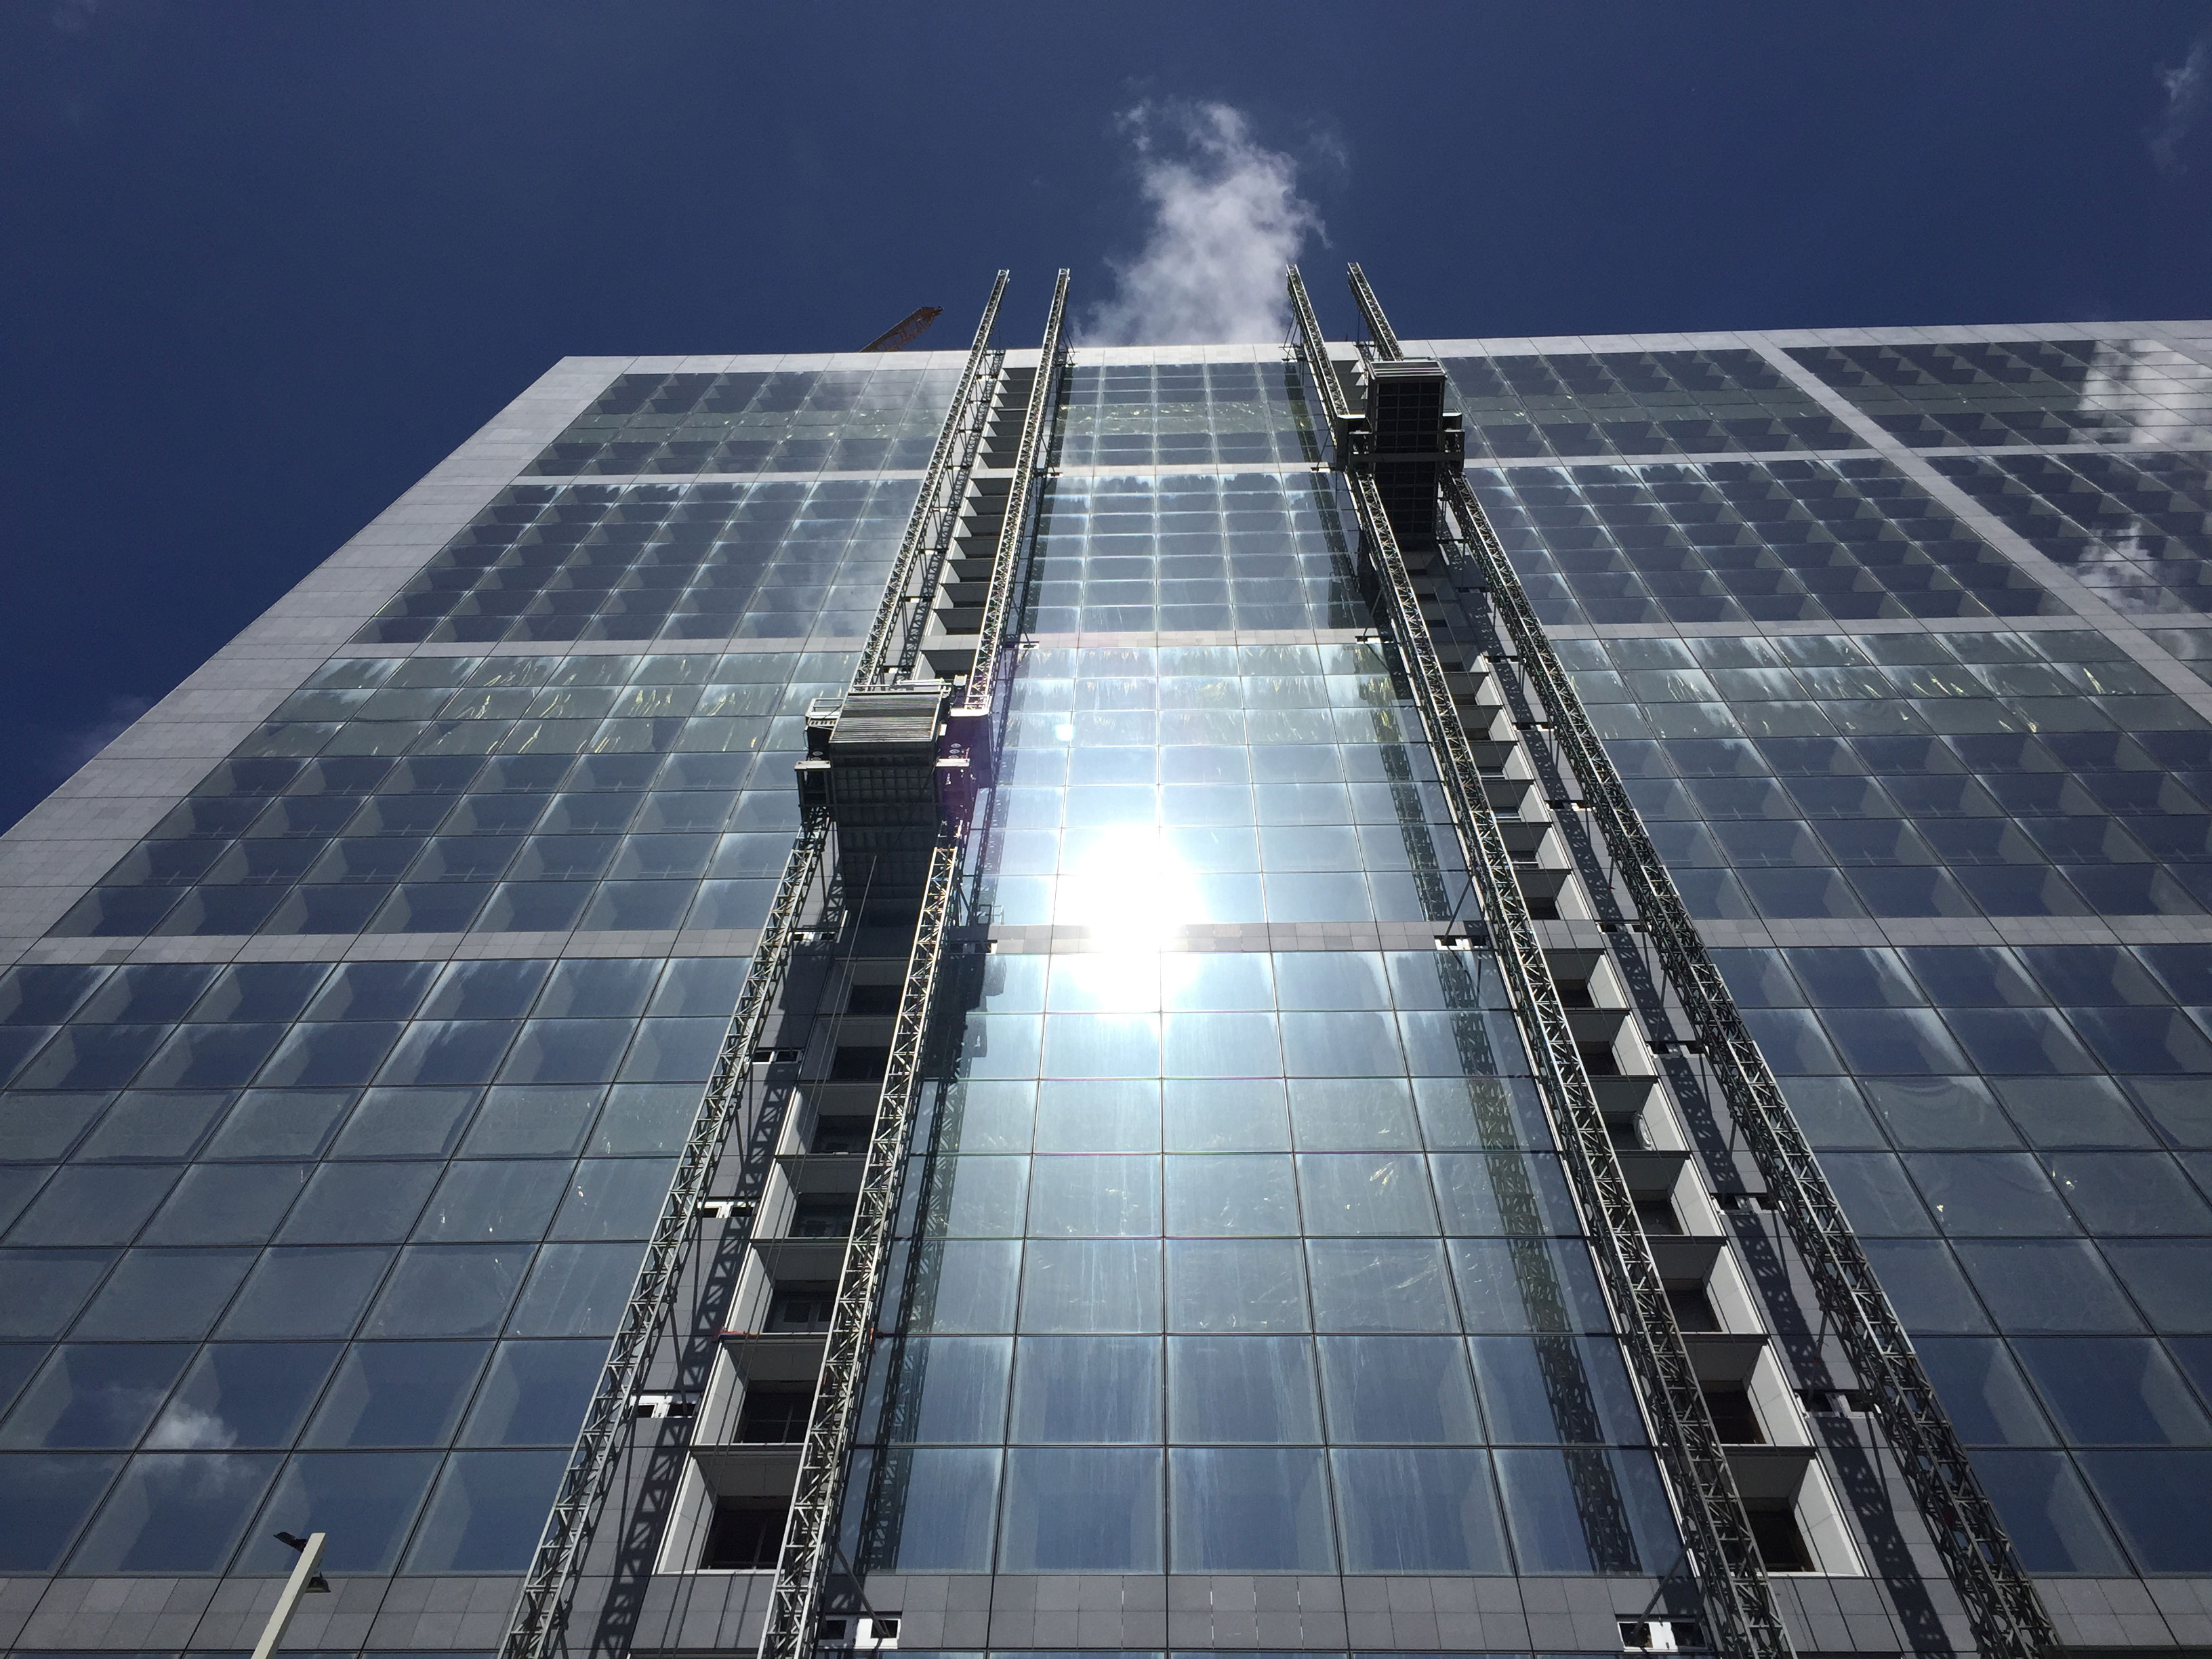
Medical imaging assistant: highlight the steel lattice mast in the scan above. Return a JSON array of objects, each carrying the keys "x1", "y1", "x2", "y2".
[
  {"x1": 758, "y1": 269, "x2": 1071, "y2": 1659},
  {"x1": 1290, "y1": 264, "x2": 1793, "y2": 1659},
  {"x1": 857, "y1": 273, "x2": 1009, "y2": 687},
  {"x1": 1343, "y1": 262, "x2": 2055, "y2": 1659},
  {"x1": 498, "y1": 814, "x2": 830, "y2": 1659},
  {"x1": 499, "y1": 270, "x2": 1042, "y2": 1659}
]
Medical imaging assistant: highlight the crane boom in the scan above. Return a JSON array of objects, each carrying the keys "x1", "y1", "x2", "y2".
[{"x1": 860, "y1": 304, "x2": 942, "y2": 352}]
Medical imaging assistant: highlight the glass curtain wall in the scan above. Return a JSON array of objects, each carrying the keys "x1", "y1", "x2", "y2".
[
  {"x1": 846, "y1": 358, "x2": 1681, "y2": 1586},
  {"x1": 0, "y1": 369, "x2": 946, "y2": 1585},
  {"x1": 1521, "y1": 624, "x2": 2212, "y2": 1572},
  {"x1": 11, "y1": 328, "x2": 2212, "y2": 1645},
  {"x1": 850, "y1": 939, "x2": 1678, "y2": 1580},
  {"x1": 1446, "y1": 323, "x2": 2212, "y2": 1578}
]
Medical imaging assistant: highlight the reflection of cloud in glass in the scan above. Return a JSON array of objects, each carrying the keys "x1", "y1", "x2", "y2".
[
  {"x1": 1054, "y1": 826, "x2": 1199, "y2": 947},
  {"x1": 146, "y1": 1402, "x2": 238, "y2": 1450},
  {"x1": 2080, "y1": 343, "x2": 2193, "y2": 449},
  {"x1": 2061, "y1": 356, "x2": 2190, "y2": 600}
]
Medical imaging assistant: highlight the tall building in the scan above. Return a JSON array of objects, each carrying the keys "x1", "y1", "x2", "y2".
[{"x1": 2, "y1": 264, "x2": 2211, "y2": 1659}]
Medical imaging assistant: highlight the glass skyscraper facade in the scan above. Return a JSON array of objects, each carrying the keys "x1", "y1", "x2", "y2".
[{"x1": 3, "y1": 295, "x2": 2211, "y2": 1659}]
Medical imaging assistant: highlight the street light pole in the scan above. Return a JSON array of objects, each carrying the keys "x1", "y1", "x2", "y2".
[{"x1": 249, "y1": 1531, "x2": 328, "y2": 1659}]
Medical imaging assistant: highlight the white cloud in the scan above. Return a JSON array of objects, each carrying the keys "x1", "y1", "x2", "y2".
[
  {"x1": 2151, "y1": 30, "x2": 2211, "y2": 173},
  {"x1": 1083, "y1": 102, "x2": 1325, "y2": 346}
]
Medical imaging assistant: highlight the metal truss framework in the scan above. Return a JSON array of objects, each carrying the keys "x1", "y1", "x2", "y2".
[
  {"x1": 850, "y1": 271, "x2": 1073, "y2": 1575},
  {"x1": 759, "y1": 272, "x2": 1071, "y2": 1659},
  {"x1": 499, "y1": 812, "x2": 830, "y2": 1659},
  {"x1": 1427, "y1": 396, "x2": 2058, "y2": 1659},
  {"x1": 503, "y1": 270, "x2": 1028, "y2": 1659},
  {"x1": 502, "y1": 258, "x2": 2053, "y2": 1659},
  {"x1": 761, "y1": 830, "x2": 963, "y2": 1659},
  {"x1": 1334, "y1": 259, "x2": 2051, "y2": 1659},
  {"x1": 1290, "y1": 265, "x2": 1791, "y2": 1659},
  {"x1": 966, "y1": 268, "x2": 1069, "y2": 714},
  {"x1": 860, "y1": 272, "x2": 1009, "y2": 687}
]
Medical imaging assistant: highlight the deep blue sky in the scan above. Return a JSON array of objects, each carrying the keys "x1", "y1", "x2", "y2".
[{"x1": 4, "y1": 1, "x2": 2211, "y2": 831}]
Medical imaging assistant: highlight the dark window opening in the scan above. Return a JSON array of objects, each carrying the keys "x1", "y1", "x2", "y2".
[
  {"x1": 1666, "y1": 1282, "x2": 1721, "y2": 1332},
  {"x1": 790, "y1": 1196, "x2": 855, "y2": 1237},
  {"x1": 844, "y1": 983, "x2": 901, "y2": 1015},
  {"x1": 703, "y1": 1498, "x2": 789, "y2": 1569},
  {"x1": 768, "y1": 1287, "x2": 836, "y2": 1331},
  {"x1": 1555, "y1": 980, "x2": 1597, "y2": 1008},
  {"x1": 831, "y1": 1044, "x2": 890, "y2": 1080},
  {"x1": 1702, "y1": 1383, "x2": 1763, "y2": 1443},
  {"x1": 1577, "y1": 1040, "x2": 1620, "y2": 1076},
  {"x1": 1746, "y1": 1503, "x2": 1814, "y2": 1571},
  {"x1": 811, "y1": 1118, "x2": 870, "y2": 1155},
  {"x1": 737, "y1": 1385, "x2": 815, "y2": 1443},
  {"x1": 1634, "y1": 1197, "x2": 1681, "y2": 1235}
]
